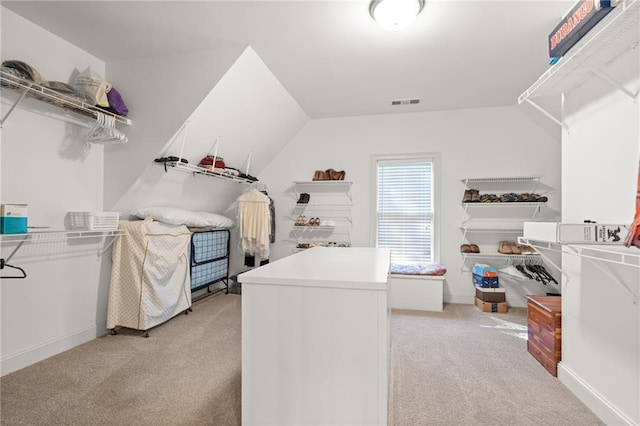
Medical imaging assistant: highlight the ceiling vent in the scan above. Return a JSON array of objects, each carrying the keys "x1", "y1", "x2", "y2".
[{"x1": 391, "y1": 98, "x2": 420, "y2": 106}]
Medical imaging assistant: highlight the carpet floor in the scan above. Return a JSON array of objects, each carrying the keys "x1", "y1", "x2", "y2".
[{"x1": 0, "y1": 294, "x2": 602, "y2": 425}]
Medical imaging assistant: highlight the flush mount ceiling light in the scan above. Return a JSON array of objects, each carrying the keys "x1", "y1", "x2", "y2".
[{"x1": 369, "y1": 0, "x2": 425, "y2": 30}]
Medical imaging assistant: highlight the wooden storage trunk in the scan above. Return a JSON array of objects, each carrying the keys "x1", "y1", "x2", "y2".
[{"x1": 526, "y1": 295, "x2": 562, "y2": 376}]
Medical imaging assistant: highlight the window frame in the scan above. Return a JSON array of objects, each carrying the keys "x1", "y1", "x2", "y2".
[{"x1": 370, "y1": 153, "x2": 441, "y2": 264}]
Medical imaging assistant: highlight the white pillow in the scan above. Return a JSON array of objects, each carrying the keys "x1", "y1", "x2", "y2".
[
  {"x1": 196, "y1": 211, "x2": 234, "y2": 228},
  {"x1": 133, "y1": 207, "x2": 234, "y2": 228}
]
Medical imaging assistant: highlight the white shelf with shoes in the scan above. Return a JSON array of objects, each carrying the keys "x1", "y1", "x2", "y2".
[
  {"x1": 460, "y1": 176, "x2": 554, "y2": 282},
  {"x1": 289, "y1": 180, "x2": 353, "y2": 248}
]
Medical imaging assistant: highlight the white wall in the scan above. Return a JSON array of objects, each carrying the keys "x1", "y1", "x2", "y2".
[
  {"x1": 1, "y1": 8, "x2": 110, "y2": 375},
  {"x1": 103, "y1": 46, "x2": 245, "y2": 210},
  {"x1": 559, "y1": 47, "x2": 640, "y2": 425},
  {"x1": 112, "y1": 46, "x2": 309, "y2": 276},
  {"x1": 259, "y1": 105, "x2": 561, "y2": 307},
  {"x1": 1, "y1": 11, "x2": 308, "y2": 375}
]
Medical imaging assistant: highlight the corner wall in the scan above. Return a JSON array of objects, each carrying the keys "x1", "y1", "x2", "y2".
[{"x1": 258, "y1": 105, "x2": 561, "y2": 307}]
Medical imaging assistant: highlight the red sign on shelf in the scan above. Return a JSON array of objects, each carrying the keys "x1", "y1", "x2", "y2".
[{"x1": 548, "y1": 0, "x2": 614, "y2": 59}]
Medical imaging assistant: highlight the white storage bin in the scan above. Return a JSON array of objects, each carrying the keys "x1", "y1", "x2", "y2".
[{"x1": 69, "y1": 212, "x2": 120, "y2": 231}]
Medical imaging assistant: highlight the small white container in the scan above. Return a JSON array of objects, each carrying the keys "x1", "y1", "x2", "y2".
[{"x1": 69, "y1": 212, "x2": 120, "y2": 231}]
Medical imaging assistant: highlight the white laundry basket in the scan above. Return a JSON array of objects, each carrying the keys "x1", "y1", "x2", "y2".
[{"x1": 69, "y1": 212, "x2": 120, "y2": 231}]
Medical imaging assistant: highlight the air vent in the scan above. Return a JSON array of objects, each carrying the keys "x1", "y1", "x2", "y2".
[{"x1": 391, "y1": 98, "x2": 420, "y2": 106}]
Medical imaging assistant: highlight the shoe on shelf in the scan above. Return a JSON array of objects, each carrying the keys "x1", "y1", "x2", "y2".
[
  {"x1": 296, "y1": 192, "x2": 310, "y2": 204},
  {"x1": 462, "y1": 190, "x2": 472, "y2": 203},
  {"x1": 509, "y1": 242, "x2": 522, "y2": 254},
  {"x1": 498, "y1": 241, "x2": 513, "y2": 254},
  {"x1": 469, "y1": 244, "x2": 480, "y2": 253},
  {"x1": 470, "y1": 189, "x2": 480, "y2": 202},
  {"x1": 518, "y1": 244, "x2": 535, "y2": 254},
  {"x1": 461, "y1": 244, "x2": 472, "y2": 253}
]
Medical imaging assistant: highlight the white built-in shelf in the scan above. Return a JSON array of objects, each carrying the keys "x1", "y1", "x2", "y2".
[
  {"x1": 1, "y1": 229, "x2": 125, "y2": 243},
  {"x1": 460, "y1": 226, "x2": 524, "y2": 233},
  {"x1": 461, "y1": 176, "x2": 541, "y2": 184},
  {"x1": 462, "y1": 252, "x2": 542, "y2": 262},
  {"x1": 155, "y1": 161, "x2": 257, "y2": 185},
  {"x1": 518, "y1": 237, "x2": 640, "y2": 269},
  {"x1": 293, "y1": 203, "x2": 353, "y2": 210},
  {"x1": 1, "y1": 229, "x2": 125, "y2": 269},
  {"x1": 461, "y1": 202, "x2": 545, "y2": 208},
  {"x1": 293, "y1": 181, "x2": 353, "y2": 186},
  {"x1": 0, "y1": 73, "x2": 132, "y2": 126},
  {"x1": 291, "y1": 225, "x2": 351, "y2": 232},
  {"x1": 518, "y1": 237, "x2": 639, "y2": 303},
  {"x1": 518, "y1": 0, "x2": 639, "y2": 128},
  {"x1": 519, "y1": 0, "x2": 638, "y2": 102}
]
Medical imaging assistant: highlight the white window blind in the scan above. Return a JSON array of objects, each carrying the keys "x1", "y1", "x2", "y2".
[{"x1": 376, "y1": 159, "x2": 433, "y2": 265}]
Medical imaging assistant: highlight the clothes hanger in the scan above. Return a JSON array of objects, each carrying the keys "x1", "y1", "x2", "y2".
[{"x1": 0, "y1": 258, "x2": 27, "y2": 279}]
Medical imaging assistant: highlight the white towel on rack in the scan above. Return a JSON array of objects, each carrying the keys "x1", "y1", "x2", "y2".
[{"x1": 238, "y1": 189, "x2": 271, "y2": 258}]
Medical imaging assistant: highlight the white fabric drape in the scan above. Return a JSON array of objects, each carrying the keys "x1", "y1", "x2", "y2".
[
  {"x1": 238, "y1": 189, "x2": 271, "y2": 258},
  {"x1": 107, "y1": 218, "x2": 192, "y2": 331}
]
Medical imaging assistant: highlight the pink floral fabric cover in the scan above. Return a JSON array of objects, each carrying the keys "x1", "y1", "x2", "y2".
[{"x1": 390, "y1": 262, "x2": 447, "y2": 276}]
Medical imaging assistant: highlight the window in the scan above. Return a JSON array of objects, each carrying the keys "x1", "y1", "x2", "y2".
[{"x1": 375, "y1": 156, "x2": 436, "y2": 265}]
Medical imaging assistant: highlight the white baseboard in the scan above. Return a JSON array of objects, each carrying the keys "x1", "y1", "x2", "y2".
[
  {"x1": 558, "y1": 363, "x2": 637, "y2": 425},
  {"x1": 1, "y1": 322, "x2": 108, "y2": 376},
  {"x1": 444, "y1": 294, "x2": 475, "y2": 305}
]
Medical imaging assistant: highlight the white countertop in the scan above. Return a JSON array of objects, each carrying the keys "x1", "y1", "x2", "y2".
[{"x1": 238, "y1": 246, "x2": 391, "y2": 290}]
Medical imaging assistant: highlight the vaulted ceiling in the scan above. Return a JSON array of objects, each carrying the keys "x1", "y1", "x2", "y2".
[{"x1": 2, "y1": 0, "x2": 573, "y2": 118}]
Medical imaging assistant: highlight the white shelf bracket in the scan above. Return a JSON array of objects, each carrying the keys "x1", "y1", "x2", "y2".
[
  {"x1": 584, "y1": 64, "x2": 639, "y2": 101},
  {"x1": 524, "y1": 98, "x2": 569, "y2": 132},
  {"x1": 565, "y1": 245, "x2": 638, "y2": 304},
  {"x1": 461, "y1": 227, "x2": 469, "y2": 246},
  {"x1": 244, "y1": 152, "x2": 252, "y2": 176},
  {"x1": 0, "y1": 84, "x2": 32, "y2": 127}
]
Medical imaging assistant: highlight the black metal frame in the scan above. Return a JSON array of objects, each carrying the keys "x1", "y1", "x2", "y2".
[{"x1": 189, "y1": 229, "x2": 230, "y2": 301}]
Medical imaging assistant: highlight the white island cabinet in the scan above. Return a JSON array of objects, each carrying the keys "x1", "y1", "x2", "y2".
[{"x1": 238, "y1": 246, "x2": 391, "y2": 426}]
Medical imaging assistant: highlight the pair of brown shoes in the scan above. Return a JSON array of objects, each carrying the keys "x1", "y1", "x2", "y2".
[
  {"x1": 498, "y1": 241, "x2": 535, "y2": 254},
  {"x1": 462, "y1": 189, "x2": 480, "y2": 202},
  {"x1": 313, "y1": 169, "x2": 346, "y2": 181},
  {"x1": 461, "y1": 244, "x2": 480, "y2": 253}
]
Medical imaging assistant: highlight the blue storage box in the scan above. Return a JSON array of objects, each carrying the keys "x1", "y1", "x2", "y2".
[
  {"x1": 472, "y1": 273, "x2": 499, "y2": 288},
  {"x1": 1, "y1": 204, "x2": 28, "y2": 234},
  {"x1": 473, "y1": 263, "x2": 498, "y2": 277}
]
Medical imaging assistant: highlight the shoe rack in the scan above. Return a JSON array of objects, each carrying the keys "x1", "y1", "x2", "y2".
[
  {"x1": 288, "y1": 181, "x2": 353, "y2": 250},
  {"x1": 460, "y1": 176, "x2": 545, "y2": 271}
]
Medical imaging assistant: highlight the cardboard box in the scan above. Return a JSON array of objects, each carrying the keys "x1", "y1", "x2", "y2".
[
  {"x1": 473, "y1": 263, "x2": 498, "y2": 277},
  {"x1": 472, "y1": 273, "x2": 499, "y2": 288},
  {"x1": 475, "y1": 287, "x2": 506, "y2": 303},
  {"x1": 1, "y1": 204, "x2": 28, "y2": 234},
  {"x1": 475, "y1": 297, "x2": 507, "y2": 313},
  {"x1": 524, "y1": 222, "x2": 629, "y2": 244}
]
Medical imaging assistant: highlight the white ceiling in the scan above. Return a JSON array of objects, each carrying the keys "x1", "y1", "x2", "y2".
[{"x1": 2, "y1": 0, "x2": 573, "y2": 118}]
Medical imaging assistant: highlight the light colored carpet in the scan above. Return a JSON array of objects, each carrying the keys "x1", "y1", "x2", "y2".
[
  {"x1": 1, "y1": 295, "x2": 602, "y2": 425},
  {"x1": 389, "y1": 304, "x2": 602, "y2": 426}
]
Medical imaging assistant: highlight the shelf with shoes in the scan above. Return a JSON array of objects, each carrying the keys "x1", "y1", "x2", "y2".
[
  {"x1": 289, "y1": 180, "x2": 353, "y2": 248},
  {"x1": 459, "y1": 176, "x2": 555, "y2": 283},
  {"x1": 460, "y1": 176, "x2": 547, "y2": 223}
]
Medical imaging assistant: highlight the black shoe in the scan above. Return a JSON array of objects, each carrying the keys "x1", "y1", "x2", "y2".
[{"x1": 297, "y1": 193, "x2": 310, "y2": 204}]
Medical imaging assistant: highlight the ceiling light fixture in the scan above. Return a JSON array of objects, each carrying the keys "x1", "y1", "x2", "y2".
[{"x1": 369, "y1": 0, "x2": 425, "y2": 31}]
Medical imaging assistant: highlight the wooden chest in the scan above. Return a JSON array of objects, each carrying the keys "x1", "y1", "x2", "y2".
[{"x1": 526, "y1": 295, "x2": 562, "y2": 376}]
